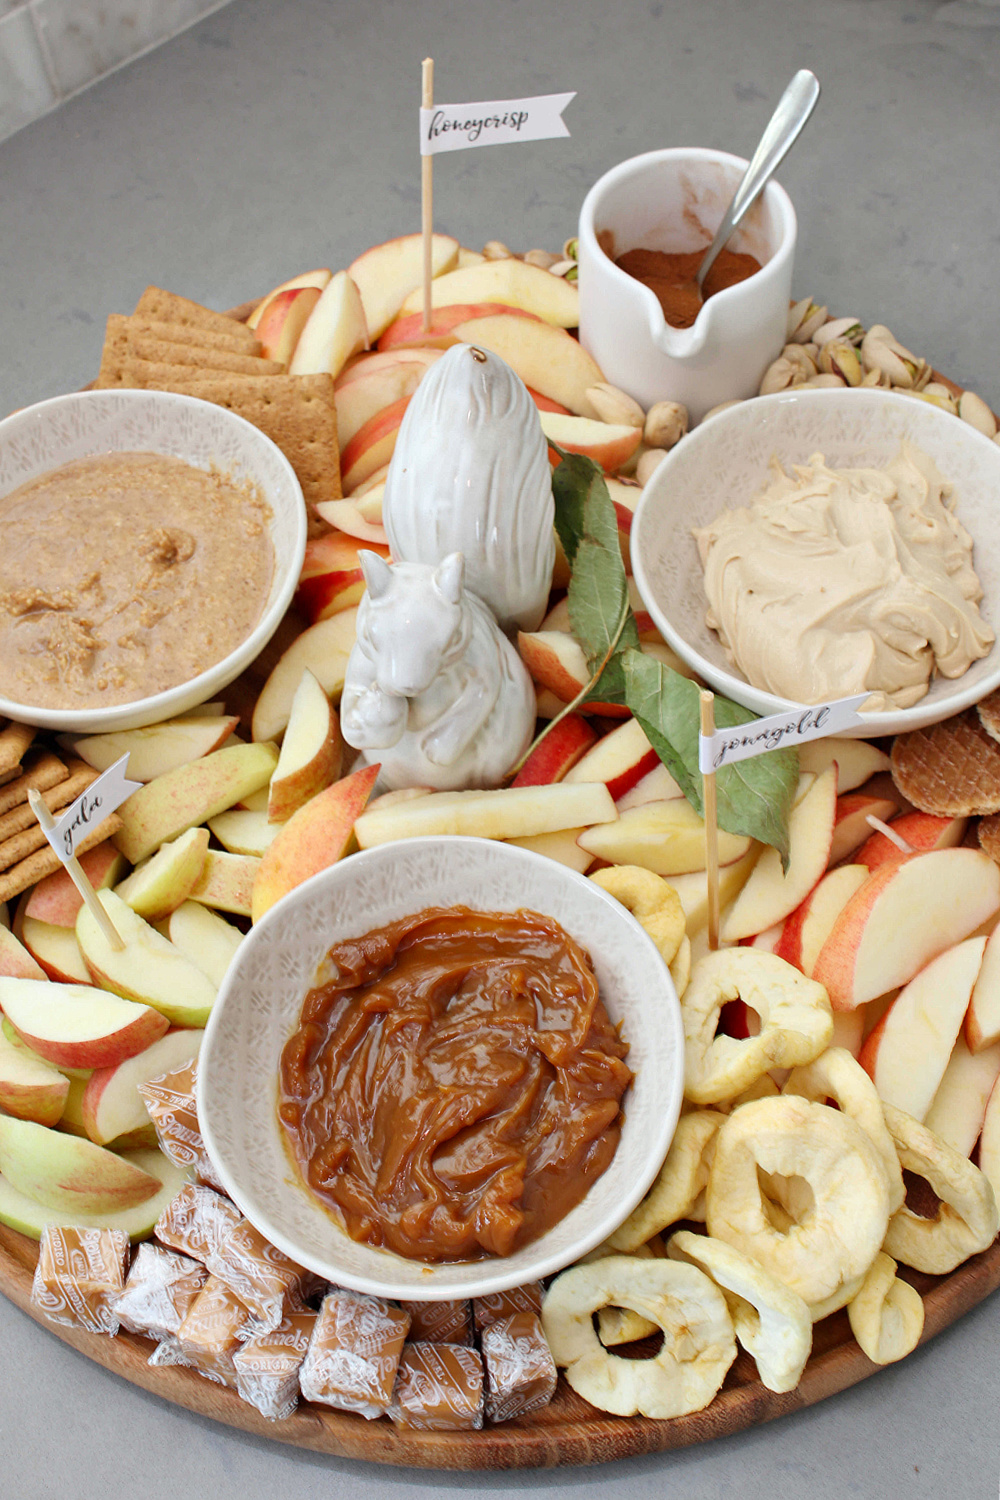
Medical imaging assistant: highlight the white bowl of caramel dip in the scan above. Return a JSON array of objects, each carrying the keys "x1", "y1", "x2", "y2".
[
  {"x1": 631, "y1": 387, "x2": 1000, "y2": 737},
  {"x1": 198, "y1": 837, "x2": 685, "y2": 1301},
  {"x1": 0, "y1": 388, "x2": 307, "y2": 733}
]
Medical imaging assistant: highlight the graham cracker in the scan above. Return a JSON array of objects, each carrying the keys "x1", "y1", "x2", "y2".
[
  {"x1": 0, "y1": 763, "x2": 98, "y2": 849},
  {"x1": 0, "y1": 751, "x2": 69, "y2": 817},
  {"x1": 891, "y1": 710, "x2": 1000, "y2": 817},
  {"x1": 0, "y1": 815, "x2": 123, "y2": 903},
  {"x1": 95, "y1": 313, "x2": 130, "y2": 390},
  {"x1": 0, "y1": 722, "x2": 36, "y2": 777},
  {"x1": 141, "y1": 373, "x2": 341, "y2": 528},
  {"x1": 129, "y1": 317, "x2": 262, "y2": 358},
  {"x1": 134, "y1": 288, "x2": 260, "y2": 349},
  {"x1": 124, "y1": 352, "x2": 284, "y2": 389}
]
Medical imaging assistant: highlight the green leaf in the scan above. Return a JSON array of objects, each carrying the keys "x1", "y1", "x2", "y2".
[{"x1": 621, "y1": 650, "x2": 798, "y2": 866}]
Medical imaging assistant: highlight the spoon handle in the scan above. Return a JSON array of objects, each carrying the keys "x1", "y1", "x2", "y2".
[{"x1": 697, "y1": 68, "x2": 820, "y2": 289}]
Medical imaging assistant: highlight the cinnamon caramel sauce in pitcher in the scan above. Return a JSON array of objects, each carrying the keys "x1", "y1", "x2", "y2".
[
  {"x1": 613, "y1": 243, "x2": 763, "y2": 330},
  {"x1": 277, "y1": 906, "x2": 632, "y2": 1263}
]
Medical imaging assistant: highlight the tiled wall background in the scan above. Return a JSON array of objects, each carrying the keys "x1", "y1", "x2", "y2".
[{"x1": 0, "y1": 0, "x2": 232, "y2": 142}]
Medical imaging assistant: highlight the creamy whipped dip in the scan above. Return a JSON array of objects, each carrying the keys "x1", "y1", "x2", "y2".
[{"x1": 693, "y1": 443, "x2": 994, "y2": 711}]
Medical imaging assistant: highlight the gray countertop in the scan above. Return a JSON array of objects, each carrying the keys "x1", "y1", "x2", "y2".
[{"x1": 2, "y1": 0, "x2": 1000, "y2": 1495}]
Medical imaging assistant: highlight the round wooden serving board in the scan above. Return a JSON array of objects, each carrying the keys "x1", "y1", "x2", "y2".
[{"x1": 1, "y1": 1219, "x2": 999, "y2": 1469}]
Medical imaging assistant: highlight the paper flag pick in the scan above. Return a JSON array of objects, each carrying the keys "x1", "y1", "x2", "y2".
[
  {"x1": 419, "y1": 93, "x2": 574, "y2": 155},
  {"x1": 44, "y1": 755, "x2": 142, "y2": 861},
  {"x1": 698, "y1": 694, "x2": 871, "y2": 774}
]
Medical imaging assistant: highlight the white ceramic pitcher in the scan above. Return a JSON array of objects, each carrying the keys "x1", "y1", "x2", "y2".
[{"x1": 577, "y1": 147, "x2": 797, "y2": 424}]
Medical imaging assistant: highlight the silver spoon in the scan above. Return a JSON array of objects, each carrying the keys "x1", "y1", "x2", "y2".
[{"x1": 696, "y1": 69, "x2": 820, "y2": 291}]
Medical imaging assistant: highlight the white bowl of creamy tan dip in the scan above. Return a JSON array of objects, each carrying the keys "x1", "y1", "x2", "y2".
[
  {"x1": 631, "y1": 387, "x2": 1000, "y2": 736},
  {"x1": 0, "y1": 388, "x2": 307, "y2": 733}
]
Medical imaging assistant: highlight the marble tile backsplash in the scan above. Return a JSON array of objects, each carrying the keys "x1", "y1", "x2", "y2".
[{"x1": 0, "y1": 0, "x2": 230, "y2": 142}]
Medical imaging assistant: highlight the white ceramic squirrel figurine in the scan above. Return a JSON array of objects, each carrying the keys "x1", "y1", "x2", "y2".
[
  {"x1": 381, "y1": 343, "x2": 555, "y2": 634},
  {"x1": 340, "y1": 549, "x2": 537, "y2": 791}
]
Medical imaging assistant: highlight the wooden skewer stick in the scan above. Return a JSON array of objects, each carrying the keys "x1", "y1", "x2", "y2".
[
  {"x1": 27, "y1": 787, "x2": 125, "y2": 951},
  {"x1": 700, "y1": 690, "x2": 721, "y2": 952},
  {"x1": 421, "y1": 56, "x2": 434, "y2": 334}
]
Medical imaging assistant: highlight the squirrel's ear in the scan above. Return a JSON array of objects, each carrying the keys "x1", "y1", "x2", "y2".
[
  {"x1": 434, "y1": 552, "x2": 464, "y2": 605},
  {"x1": 360, "y1": 549, "x2": 392, "y2": 599}
]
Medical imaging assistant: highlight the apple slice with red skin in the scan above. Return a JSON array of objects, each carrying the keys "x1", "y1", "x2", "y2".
[
  {"x1": 81, "y1": 1027, "x2": 204, "y2": 1145},
  {"x1": 858, "y1": 936, "x2": 988, "y2": 1120},
  {"x1": 0, "y1": 1145, "x2": 185, "y2": 1241},
  {"x1": 0, "y1": 1026, "x2": 69, "y2": 1125},
  {"x1": 0, "y1": 923, "x2": 46, "y2": 979},
  {"x1": 563, "y1": 718, "x2": 660, "y2": 802},
  {"x1": 517, "y1": 631, "x2": 629, "y2": 719},
  {"x1": 773, "y1": 864, "x2": 870, "y2": 976},
  {"x1": 76, "y1": 891, "x2": 219, "y2": 1028},
  {"x1": 252, "y1": 763, "x2": 380, "y2": 923},
  {"x1": 827, "y1": 793, "x2": 899, "y2": 867},
  {"x1": 348, "y1": 230, "x2": 460, "y2": 340},
  {"x1": 340, "y1": 396, "x2": 411, "y2": 494},
  {"x1": 397, "y1": 258, "x2": 579, "y2": 327},
  {"x1": 448, "y1": 313, "x2": 602, "y2": 417},
  {"x1": 855, "y1": 810, "x2": 968, "y2": 871},
  {"x1": 812, "y1": 848, "x2": 1000, "y2": 1011},
  {"x1": 377, "y1": 301, "x2": 541, "y2": 352},
  {"x1": 923, "y1": 1034, "x2": 1000, "y2": 1157},
  {"x1": 966, "y1": 921, "x2": 1000, "y2": 1053},
  {"x1": 24, "y1": 844, "x2": 128, "y2": 928},
  {"x1": 289, "y1": 269, "x2": 369, "y2": 379},
  {"x1": 335, "y1": 346, "x2": 443, "y2": 389},
  {"x1": 267, "y1": 667, "x2": 343, "y2": 822},
  {"x1": 616, "y1": 763, "x2": 684, "y2": 811},
  {"x1": 18, "y1": 912, "x2": 92, "y2": 984},
  {"x1": 70, "y1": 715, "x2": 239, "y2": 782},
  {"x1": 510, "y1": 715, "x2": 597, "y2": 787},
  {"x1": 251, "y1": 608, "x2": 358, "y2": 744},
  {"x1": 315, "y1": 498, "x2": 388, "y2": 546},
  {"x1": 539, "y1": 412, "x2": 643, "y2": 473},
  {"x1": 188, "y1": 851, "x2": 260, "y2": 918},
  {"x1": 297, "y1": 532, "x2": 391, "y2": 624},
  {"x1": 797, "y1": 737, "x2": 891, "y2": 791},
  {"x1": 334, "y1": 358, "x2": 434, "y2": 447},
  {"x1": 247, "y1": 269, "x2": 332, "y2": 330},
  {"x1": 0, "y1": 1113, "x2": 161, "y2": 1214},
  {"x1": 0, "y1": 977, "x2": 169, "y2": 1070},
  {"x1": 254, "y1": 284, "x2": 322, "y2": 365}
]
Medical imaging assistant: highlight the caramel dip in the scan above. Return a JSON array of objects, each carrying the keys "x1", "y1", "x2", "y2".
[
  {"x1": 277, "y1": 906, "x2": 632, "y2": 1263},
  {"x1": 0, "y1": 452, "x2": 273, "y2": 710},
  {"x1": 693, "y1": 442, "x2": 994, "y2": 711}
]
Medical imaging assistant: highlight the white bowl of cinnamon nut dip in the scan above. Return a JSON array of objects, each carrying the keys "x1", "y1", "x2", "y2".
[
  {"x1": 198, "y1": 837, "x2": 685, "y2": 1301},
  {"x1": 0, "y1": 388, "x2": 307, "y2": 733},
  {"x1": 631, "y1": 387, "x2": 1000, "y2": 737}
]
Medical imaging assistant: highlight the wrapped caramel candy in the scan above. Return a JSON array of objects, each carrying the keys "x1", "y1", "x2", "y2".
[
  {"x1": 139, "y1": 1061, "x2": 225, "y2": 1192},
  {"x1": 299, "y1": 1288, "x2": 410, "y2": 1418},
  {"x1": 481, "y1": 1310, "x2": 557, "y2": 1424},
  {"x1": 113, "y1": 1242, "x2": 206, "y2": 1341},
  {"x1": 150, "y1": 1274, "x2": 250, "y2": 1388},
  {"x1": 389, "y1": 1342, "x2": 485, "y2": 1431},
  {"x1": 155, "y1": 1183, "x2": 242, "y2": 1264},
  {"x1": 233, "y1": 1310, "x2": 316, "y2": 1421},
  {"x1": 472, "y1": 1282, "x2": 544, "y2": 1335},
  {"x1": 399, "y1": 1298, "x2": 473, "y2": 1346},
  {"x1": 206, "y1": 1218, "x2": 314, "y2": 1335},
  {"x1": 30, "y1": 1225, "x2": 130, "y2": 1336}
]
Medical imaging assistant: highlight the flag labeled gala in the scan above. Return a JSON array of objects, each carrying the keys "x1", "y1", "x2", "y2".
[
  {"x1": 41, "y1": 755, "x2": 141, "y2": 861},
  {"x1": 419, "y1": 92, "x2": 574, "y2": 155},
  {"x1": 698, "y1": 694, "x2": 871, "y2": 774}
]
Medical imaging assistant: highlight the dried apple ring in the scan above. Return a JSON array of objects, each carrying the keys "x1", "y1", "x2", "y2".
[
  {"x1": 605, "y1": 1109, "x2": 726, "y2": 1252},
  {"x1": 706, "y1": 1095, "x2": 892, "y2": 1304},
  {"x1": 667, "y1": 1229, "x2": 812, "y2": 1393},
  {"x1": 670, "y1": 934, "x2": 692, "y2": 999},
  {"x1": 541, "y1": 1256, "x2": 736, "y2": 1419},
  {"x1": 881, "y1": 1103, "x2": 999, "y2": 1274},
  {"x1": 683, "y1": 949, "x2": 833, "y2": 1105},
  {"x1": 847, "y1": 1251, "x2": 924, "y2": 1364},
  {"x1": 806, "y1": 1274, "x2": 866, "y2": 1323},
  {"x1": 589, "y1": 866, "x2": 686, "y2": 966},
  {"x1": 783, "y1": 1047, "x2": 905, "y2": 1213}
]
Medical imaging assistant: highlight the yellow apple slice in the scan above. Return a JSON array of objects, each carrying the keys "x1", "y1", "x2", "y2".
[
  {"x1": 0, "y1": 1145, "x2": 187, "y2": 1241},
  {"x1": 207, "y1": 810, "x2": 282, "y2": 857},
  {"x1": 113, "y1": 826, "x2": 210, "y2": 922},
  {"x1": 188, "y1": 851, "x2": 260, "y2": 918},
  {"x1": 348, "y1": 231, "x2": 460, "y2": 339},
  {"x1": 448, "y1": 313, "x2": 601, "y2": 416},
  {"x1": 0, "y1": 1114, "x2": 161, "y2": 1213},
  {"x1": 289, "y1": 269, "x2": 369, "y2": 378},
  {"x1": 76, "y1": 892, "x2": 218, "y2": 1028},
  {"x1": 354, "y1": 780, "x2": 617, "y2": 849},
  {"x1": 166, "y1": 902, "x2": 243, "y2": 988},
  {"x1": 398, "y1": 258, "x2": 579, "y2": 327},
  {"x1": 252, "y1": 608, "x2": 358, "y2": 744},
  {"x1": 576, "y1": 798, "x2": 752, "y2": 874}
]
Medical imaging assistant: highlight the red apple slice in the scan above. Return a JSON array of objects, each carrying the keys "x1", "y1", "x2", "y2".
[
  {"x1": 616, "y1": 764, "x2": 684, "y2": 811},
  {"x1": 207, "y1": 809, "x2": 282, "y2": 857},
  {"x1": 348, "y1": 231, "x2": 460, "y2": 339},
  {"x1": 296, "y1": 532, "x2": 391, "y2": 624},
  {"x1": 24, "y1": 844, "x2": 128, "y2": 929},
  {"x1": 538, "y1": 412, "x2": 642, "y2": 473},
  {"x1": 70, "y1": 715, "x2": 239, "y2": 782},
  {"x1": 510, "y1": 715, "x2": 597, "y2": 787},
  {"x1": 81, "y1": 1027, "x2": 204, "y2": 1146},
  {"x1": 19, "y1": 915, "x2": 92, "y2": 984},
  {"x1": 667, "y1": 849, "x2": 760, "y2": 938},
  {"x1": 289, "y1": 269, "x2": 369, "y2": 378},
  {"x1": 247, "y1": 268, "x2": 332, "y2": 330},
  {"x1": 335, "y1": 347, "x2": 443, "y2": 388},
  {"x1": 266, "y1": 668, "x2": 342, "y2": 822},
  {"x1": 0, "y1": 977, "x2": 169, "y2": 1070},
  {"x1": 188, "y1": 851, "x2": 260, "y2": 918},
  {"x1": 828, "y1": 793, "x2": 899, "y2": 867},
  {"x1": 563, "y1": 718, "x2": 661, "y2": 801},
  {"x1": 0, "y1": 1027, "x2": 69, "y2": 1125},
  {"x1": 517, "y1": 631, "x2": 629, "y2": 719},
  {"x1": 334, "y1": 359, "x2": 434, "y2": 447},
  {"x1": 376, "y1": 302, "x2": 540, "y2": 352},
  {"x1": 251, "y1": 763, "x2": 380, "y2": 922},
  {"x1": 254, "y1": 284, "x2": 322, "y2": 365},
  {"x1": 0, "y1": 924, "x2": 46, "y2": 979},
  {"x1": 774, "y1": 863, "x2": 870, "y2": 975},
  {"x1": 315, "y1": 498, "x2": 388, "y2": 546},
  {"x1": 251, "y1": 608, "x2": 358, "y2": 744},
  {"x1": 448, "y1": 314, "x2": 601, "y2": 417},
  {"x1": 0, "y1": 1114, "x2": 160, "y2": 1214},
  {"x1": 76, "y1": 891, "x2": 218, "y2": 1027},
  {"x1": 0, "y1": 1145, "x2": 185, "y2": 1240},
  {"x1": 398, "y1": 258, "x2": 579, "y2": 327},
  {"x1": 855, "y1": 810, "x2": 968, "y2": 871},
  {"x1": 340, "y1": 396, "x2": 411, "y2": 494}
]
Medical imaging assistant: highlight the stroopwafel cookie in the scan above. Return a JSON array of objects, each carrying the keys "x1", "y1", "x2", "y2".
[
  {"x1": 977, "y1": 689, "x2": 1000, "y2": 745},
  {"x1": 891, "y1": 709, "x2": 1000, "y2": 816},
  {"x1": 978, "y1": 813, "x2": 1000, "y2": 863}
]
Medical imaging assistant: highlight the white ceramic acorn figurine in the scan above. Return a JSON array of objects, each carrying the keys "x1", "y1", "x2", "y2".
[
  {"x1": 381, "y1": 343, "x2": 556, "y2": 634},
  {"x1": 340, "y1": 549, "x2": 537, "y2": 792}
]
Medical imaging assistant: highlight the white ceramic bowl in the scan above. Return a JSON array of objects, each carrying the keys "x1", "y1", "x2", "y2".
[
  {"x1": 631, "y1": 387, "x2": 1000, "y2": 737},
  {"x1": 198, "y1": 837, "x2": 685, "y2": 1302},
  {"x1": 0, "y1": 388, "x2": 307, "y2": 733}
]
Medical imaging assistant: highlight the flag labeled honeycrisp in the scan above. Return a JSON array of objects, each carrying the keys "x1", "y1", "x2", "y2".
[
  {"x1": 419, "y1": 92, "x2": 575, "y2": 155},
  {"x1": 42, "y1": 755, "x2": 142, "y2": 861},
  {"x1": 698, "y1": 693, "x2": 871, "y2": 774}
]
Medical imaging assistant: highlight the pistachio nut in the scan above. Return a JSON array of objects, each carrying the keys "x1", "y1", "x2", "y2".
[
  {"x1": 911, "y1": 360, "x2": 932, "y2": 392},
  {"x1": 813, "y1": 317, "x2": 864, "y2": 348},
  {"x1": 587, "y1": 382, "x2": 646, "y2": 428},
  {"x1": 563, "y1": 236, "x2": 579, "y2": 263},
  {"x1": 759, "y1": 356, "x2": 807, "y2": 396},
  {"x1": 818, "y1": 340, "x2": 863, "y2": 386},
  {"x1": 523, "y1": 248, "x2": 561, "y2": 271},
  {"x1": 644, "y1": 400, "x2": 689, "y2": 450},
  {"x1": 802, "y1": 373, "x2": 846, "y2": 389},
  {"x1": 636, "y1": 448, "x2": 669, "y2": 486},
  {"x1": 781, "y1": 344, "x2": 819, "y2": 378},
  {"x1": 958, "y1": 390, "x2": 998, "y2": 438},
  {"x1": 481, "y1": 240, "x2": 513, "y2": 260},
  {"x1": 861, "y1": 325, "x2": 923, "y2": 388},
  {"x1": 911, "y1": 389, "x2": 958, "y2": 415},
  {"x1": 861, "y1": 367, "x2": 889, "y2": 388},
  {"x1": 788, "y1": 300, "x2": 829, "y2": 344},
  {"x1": 548, "y1": 259, "x2": 577, "y2": 278},
  {"x1": 700, "y1": 400, "x2": 742, "y2": 424}
]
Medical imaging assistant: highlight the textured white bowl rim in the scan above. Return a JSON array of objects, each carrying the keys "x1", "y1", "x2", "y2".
[
  {"x1": 0, "y1": 388, "x2": 306, "y2": 733},
  {"x1": 631, "y1": 386, "x2": 1000, "y2": 737},
  {"x1": 199, "y1": 836, "x2": 685, "y2": 1301}
]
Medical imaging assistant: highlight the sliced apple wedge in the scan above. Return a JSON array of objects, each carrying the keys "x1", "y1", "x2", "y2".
[
  {"x1": 70, "y1": 715, "x2": 239, "y2": 781},
  {"x1": 81, "y1": 1027, "x2": 204, "y2": 1145},
  {"x1": 377, "y1": 302, "x2": 538, "y2": 351},
  {"x1": 855, "y1": 810, "x2": 968, "y2": 870},
  {"x1": 0, "y1": 976, "x2": 169, "y2": 1070},
  {"x1": 334, "y1": 358, "x2": 433, "y2": 447},
  {"x1": 448, "y1": 314, "x2": 601, "y2": 417},
  {"x1": 289, "y1": 269, "x2": 369, "y2": 378},
  {"x1": 0, "y1": 923, "x2": 47, "y2": 979},
  {"x1": 858, "y1": 936, "x2": 988, "y2": 1119},
  {"x1": 773, "y1": 864, "x2": 870, "y2": 976},
  {"x1": 76, "y1": 892, "x2": 218, "y2": 1028},
  {"x1": 297, "y1": 533, "x2": 391, "y2": 624},
  {"x1": 506, "y1": 827, "x2": 593, "y2": 873},
  {"x1": 812, "y1": 848, "x2": 1000, "y2": 1011},
  {"x1": 348, "y1": 231, "x2": 460, "y2": 339},
  {"x1": 354, "y1": 780, "x2": 617, "y2": 850},
  {"x1": 335, "y1": 346, "x2": 443, "y2": 388},
  {"x1": 340, "y1": 395, "x2": 411, "y2": 493},
  {"x1": 166, "y1": 901, "x2": 243, "y2": 988},
  {"x1": 266, "y1": 668, "x2": 342, "y2": 822},
  {"x1": 828, "y1": 793, "x2": 899, "y2": 867},
  {"x1": 0, "y1": 1114, "x2": 161, "y2": 1213},
  {"x1": 978, "y1": 1074, "x2": 1000, "y2": 1211},
  {"x1": 253, "y1": 284, "x2": 322, "y2": 364},
  {"x1": 207, "y1": 810, "x2": 282, "y2": 858},
  {"x1": 252, "y1": 608, "x2": 359, "y2": 744},
  {"x1": 251, "y1": 763, "x2": 380, "y2": 923},
  {"x1": 0, "y1": 1145, "x2": 186, "y2": 1241},
  {"x1": 517, "y1": 631, "x2": 629, "y2": 719},
  {"x1": 538, "y1": 411, "x2": 642, "y2": 473},
  {"x1": 616, "y1": 764, "x2": 684, "y2": 811},
  {"x1": 797, "y1": 737, "x2": 890, "y2": 790},
  {"x1": 966, "y1": 921, "x2": 1000, "y2": 1053},
  {"x1": 923, "y1": 1035, "x2": 1000, "y2": 1156},
  {"x1": 247, "y1": 268, "x2": 332, "y2": 329},
  {"x1": 720, "y1": 766, "x2": 838, "y2": 943},
  {"x1": 398, "y1": 258, "x2": 579, "y2": 327},
  {"x1": 577, "y1": 798, "x2": 752, "y2": 874},
  {"x1": 19, "y1": 917, "x2": 91, "y2": 984},
  {"x1": 564, "y1": 718, "x2": 661, "y2": 801},
  {"x1": 314, "y1": 498, "x2": 388, "y2": 546},
  {"x1": 510, "y1": 715, "x2": 597, "y2": 787},
  {"x1": 23, "y1": 844, "x2": 128, "y2": 928},
  {"x1": 113, "y1": 826, "x2": 209, "y2": 922},
  {"x1": 0, "y1": 1027, "x2": 69, "y2": 1125},
  {"x1": 113, "y1": 740, "x2": 279, "y2": 866},
  {"x1": 666, "y1": 849, "x2": 760, "y2": 937},
  {"x1": 188, "y1": 851, "x2": 260, "y2": 917}
]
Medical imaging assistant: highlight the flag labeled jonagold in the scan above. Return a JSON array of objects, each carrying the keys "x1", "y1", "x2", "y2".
[
  {"x1": 698, "y1": 694, "x2": 871, "y2": 774},
  {"x1": 43, "y1": 754, "x2": 142, "y2": 861},
  {"x1": 419, "y1": 92, "x2": 574, "y2": 156}
]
